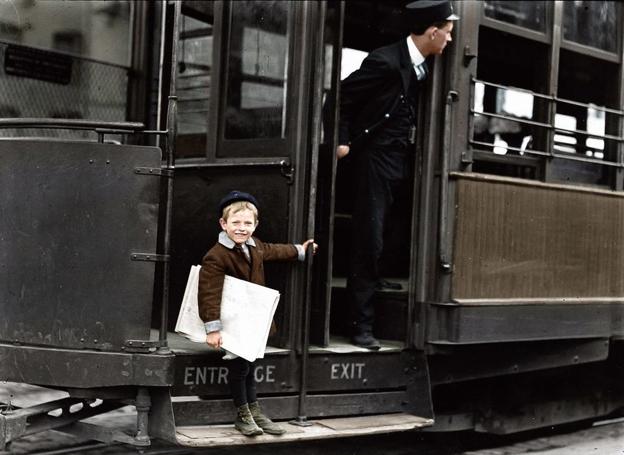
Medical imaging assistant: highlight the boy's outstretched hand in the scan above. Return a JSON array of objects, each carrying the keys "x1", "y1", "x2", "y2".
[
  {"x1": 206, "y1": 331, "x2": 222, "y2": 349},
  {"x1": 302, "y1": 239, "x2": 318, "y2": 255}
]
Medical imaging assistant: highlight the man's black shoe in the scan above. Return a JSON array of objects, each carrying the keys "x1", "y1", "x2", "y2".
[
  {"x1": 352, "y1": 333, "x2": 381, "y2": 350},
  {"x1": 376, "y1": 279, "x2": 402, "y2": 291}
]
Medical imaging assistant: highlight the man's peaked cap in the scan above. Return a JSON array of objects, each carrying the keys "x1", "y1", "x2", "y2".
[{"x1": 405, "y1": 0, "x2": 459, "y2": 33}]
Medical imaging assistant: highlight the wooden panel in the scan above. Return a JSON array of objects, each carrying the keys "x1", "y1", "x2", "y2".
[
  {"x1": 427, "y1": 303, "x2": 613, "y2": 343},
  {"x1": 172, "y1": 391, "x2": 410, "y2": 425},
  {"x1": 428, "y1": 338, "x2": 609, "y2": 384},
  {"x1": 452, "y1": 173, "x2": 624, "y2": 300}
]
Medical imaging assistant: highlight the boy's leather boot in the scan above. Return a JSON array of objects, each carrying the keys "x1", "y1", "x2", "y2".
[
  {"x1": 234, "y1": 404, "x2": 264, "y2": 436},
  {"x1": 248, "y1": 401, "x2": 286, "y2": 435}
]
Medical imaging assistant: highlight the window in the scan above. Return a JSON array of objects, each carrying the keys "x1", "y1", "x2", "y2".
[
  {"x1": 471, "y1": 27, "x2": 549, "y2": 177},
  {"x1": 0, "y1": 1, "x2": 132, "y2": 138},
  {"x1": 471, "y1": 3, "x2": 623, "y2": 189},
  {"x1": 222, "y1": 0, "x2": 289, "y2": 145},
  {"x1": 563, "y1": 1, "x2": 620, "y2": 53},
  {"x1": 0, "y1": 1, "x2": 132, "y2": 66},
  {"x1": 483, "y1": 1, "x2": 547, "y2": 32},
  {"x1": 549, "y1": 49, "x2": 619, "y2": 187},
  {"x1": 176, "y1": 7, "x2": 214, "y2": 158}
]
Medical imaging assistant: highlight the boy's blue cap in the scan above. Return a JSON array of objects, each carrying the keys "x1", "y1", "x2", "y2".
[{"x1": 218, "y1": 190, "x2": 258, "y2": 214}]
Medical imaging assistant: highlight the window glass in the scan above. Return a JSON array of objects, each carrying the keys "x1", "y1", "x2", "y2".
[
  {"x1": 472, "y1": 27, "x2": 550, "y2": 166},
  {"x1": 555, "y1": 49, "x2": 618, "y2": 163},
  {"x1": 176, "y1": 12, "x2": 214, "y2": 158},
  {"x1": 0, "y1": 0, "x2": 132, "y2": 66},
  {"x1": 0, "y1": 41, "x2": 128, "y2": 139},
  {"x1": 473, "y1": 83, "x2": 537, "y2": 157},
  {"x1": 586, "y1": 107, "x2": 605, "y2": 159},
  {"x1": 554, "y1": 108, "x2": 608, "y2": 159},
  {"x1": 483, "y1": 1, "x2": 547, "y2": 32},
  {"x1": 223, "y1": 0, "x2": 289, "y2": 141},
  {"x1": 553, "y1": 113, "x2": 577, "y2": 154},
  {"x1": 563, "y1": 1, "x2": 619, "y2": 53},
  {"x1": 549, "y1": 49, "x2": 617, "y2": 187},
  {"x1": 0, "y1": 0, "x2": 131, "y2": 139}
]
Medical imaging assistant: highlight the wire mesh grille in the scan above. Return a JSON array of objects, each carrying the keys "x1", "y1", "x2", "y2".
[{"x1": 0, "y1": 43, "x2": 128, "y2": 140}]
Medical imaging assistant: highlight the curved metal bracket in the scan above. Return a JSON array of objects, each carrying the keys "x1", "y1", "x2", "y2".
[
  {"x1": 280, "y1": 159, "x2": 295, "y2": 184},
  {"x1": 463, "y1": 45, "x2": 477, "y2": 68}
]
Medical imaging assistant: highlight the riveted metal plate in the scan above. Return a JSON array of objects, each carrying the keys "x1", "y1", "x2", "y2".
[{"x1": 0, "y1": 139, "x2": 161, "y2": 351}]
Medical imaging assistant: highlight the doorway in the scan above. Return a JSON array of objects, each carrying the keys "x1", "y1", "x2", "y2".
[{"x1": 313, "y1": 0, "x2": 416, "y2": 348}]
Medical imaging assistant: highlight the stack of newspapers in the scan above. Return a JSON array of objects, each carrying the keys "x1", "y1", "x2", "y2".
[{"x1": 174, "y1": 265, "x2": 280, "y2": 362}]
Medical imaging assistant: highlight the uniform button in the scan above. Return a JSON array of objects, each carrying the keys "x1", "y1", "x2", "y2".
[
  {"x1": 400, "y1": 95, "x2": 404, "y2": 99},
  {"x1": 364, "y1": 129, "x2": 369, "y2": 134},
  {"x1": 385, "y1": 113, "x2": 390, "y2": 118}
]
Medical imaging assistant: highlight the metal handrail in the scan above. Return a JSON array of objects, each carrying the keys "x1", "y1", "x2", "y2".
[
  {"x1": 473, "y1": 78, "x2": 554, "y2": 101},
  {"x1": 473, "y1": 78, "x2": 624, "y2": 116},
  {"x1": 471, "y1": 110, "x2": 552, "y2": 129},
  {"x1": 470, "y1": 76, "x2": 624, "y2": 170},
  {"x1": 0, "y1": 118, "x2": 145, "y2": 131},
  {"x1": 470, "y1": 140, "x2": 624, "y2": 168},
  {"x1": 470, "y1": 140, "x2": 550, "y2": 157},
  {"x1": 472, "y1": 110, "x2": 624, "y2": 143}
]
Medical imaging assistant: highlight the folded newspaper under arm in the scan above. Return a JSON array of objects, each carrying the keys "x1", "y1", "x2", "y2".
[{"x1": 174, "y1": 266, "x2": 280, "y2": 362}]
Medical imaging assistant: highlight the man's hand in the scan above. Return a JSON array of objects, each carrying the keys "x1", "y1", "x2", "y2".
[
  {"x1": 206, "y1": 331, "x2": 222, "y2": 349},
  {"x1": 336, "y1": 145, "x2": 350, "y2": 159},
  {"x1": 302, "y1": 239, "x2": 318, "y2": 255}
]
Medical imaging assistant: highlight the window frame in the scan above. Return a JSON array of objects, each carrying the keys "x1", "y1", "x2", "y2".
[{"x1": 206, "y1": 0, "x2": 295, "y2": 162}]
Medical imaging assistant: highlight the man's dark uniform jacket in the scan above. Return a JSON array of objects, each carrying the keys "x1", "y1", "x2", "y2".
[{"x1": 338, "y1": 39, "x2": 426, "y2": 150}]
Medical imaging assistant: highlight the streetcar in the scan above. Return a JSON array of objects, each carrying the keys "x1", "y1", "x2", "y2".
[{"x1": 0, "y1": 0, "x2": 623, "y2": 449}]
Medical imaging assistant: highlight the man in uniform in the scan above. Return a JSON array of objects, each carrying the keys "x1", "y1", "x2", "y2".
[{"x1": 337, "y1": 0, "x2": 458, "y2": 349}]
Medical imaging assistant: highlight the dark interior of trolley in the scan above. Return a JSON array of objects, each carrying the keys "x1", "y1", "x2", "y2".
[{"x1": 329, "y1": 0, "x2": 413, "y2": 344}]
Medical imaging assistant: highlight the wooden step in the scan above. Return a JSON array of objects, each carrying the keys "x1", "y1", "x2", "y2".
[{"x1": 174, "y1": 413, "x2": 433, "y2": 446}]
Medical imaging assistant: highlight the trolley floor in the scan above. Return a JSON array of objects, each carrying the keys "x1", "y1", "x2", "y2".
[{"x1": 153, "y1": 330, "x2": 403, "y2": 355}]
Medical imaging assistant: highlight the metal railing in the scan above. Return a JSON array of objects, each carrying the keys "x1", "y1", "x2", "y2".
[{"x1": 469, "y1": 78, "x2": 624, "y2": 169}]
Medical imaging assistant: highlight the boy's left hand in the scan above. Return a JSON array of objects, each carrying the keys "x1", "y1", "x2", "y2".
[{"x1": 302, "y1": 239, "x2": 318, "y2": 255}]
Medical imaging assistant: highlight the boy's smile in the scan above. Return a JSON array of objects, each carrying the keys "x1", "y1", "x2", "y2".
[{"x1": 219, "y1": 209, "x2": 257, "y2": 245}]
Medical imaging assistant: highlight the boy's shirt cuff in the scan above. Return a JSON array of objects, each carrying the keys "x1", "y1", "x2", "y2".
[
  {"x1": 204, "y1": 320, "x2": 222, "y2": 334},
  {"x1": 295, "y1": 244, "x2": 305, "y2": 261}
]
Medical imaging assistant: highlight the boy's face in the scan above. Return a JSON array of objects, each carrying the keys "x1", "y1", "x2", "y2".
[{"x1": 219, "y1": 209, "x2": 257, "y2": 245}]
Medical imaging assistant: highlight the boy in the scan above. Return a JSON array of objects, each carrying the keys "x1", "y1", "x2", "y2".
[{"x1": 198, "y1": 190, "x2": 316, "y2": 436}]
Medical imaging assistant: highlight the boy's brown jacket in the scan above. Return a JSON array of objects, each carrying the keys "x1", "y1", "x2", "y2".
[{"x1": 198, "y1": 237, "x2": 298, "y2": 334}]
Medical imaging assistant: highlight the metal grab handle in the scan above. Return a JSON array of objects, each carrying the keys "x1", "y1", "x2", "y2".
[
  {"x1": 290, "y1": 244, "x2": 315, "y2": 427},
  {"x1": 438, "y1": 90, "x2": 459, "y2": 272},
  {"x1": 0, "y1": 118, "x2": 145, "y2": 132}
]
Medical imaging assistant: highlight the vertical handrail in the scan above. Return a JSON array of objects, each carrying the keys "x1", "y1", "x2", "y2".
[
  {"x1": 291, "y1": 246, "x2": 314, "y2": 426},
  {"x1": 155, "y1": 0, "x2": 169, "y2": 150},
  {"x1": 438, "y1": 90, "x2": 458, "y2": 273},
  {"x1": 157, "y1": 0, "x2": 181, "y2": 354}
]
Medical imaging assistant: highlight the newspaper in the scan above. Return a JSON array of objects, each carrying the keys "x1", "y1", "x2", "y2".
[{"x1": 175, "y1": 266, "x2": 280, "y2": 362}]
